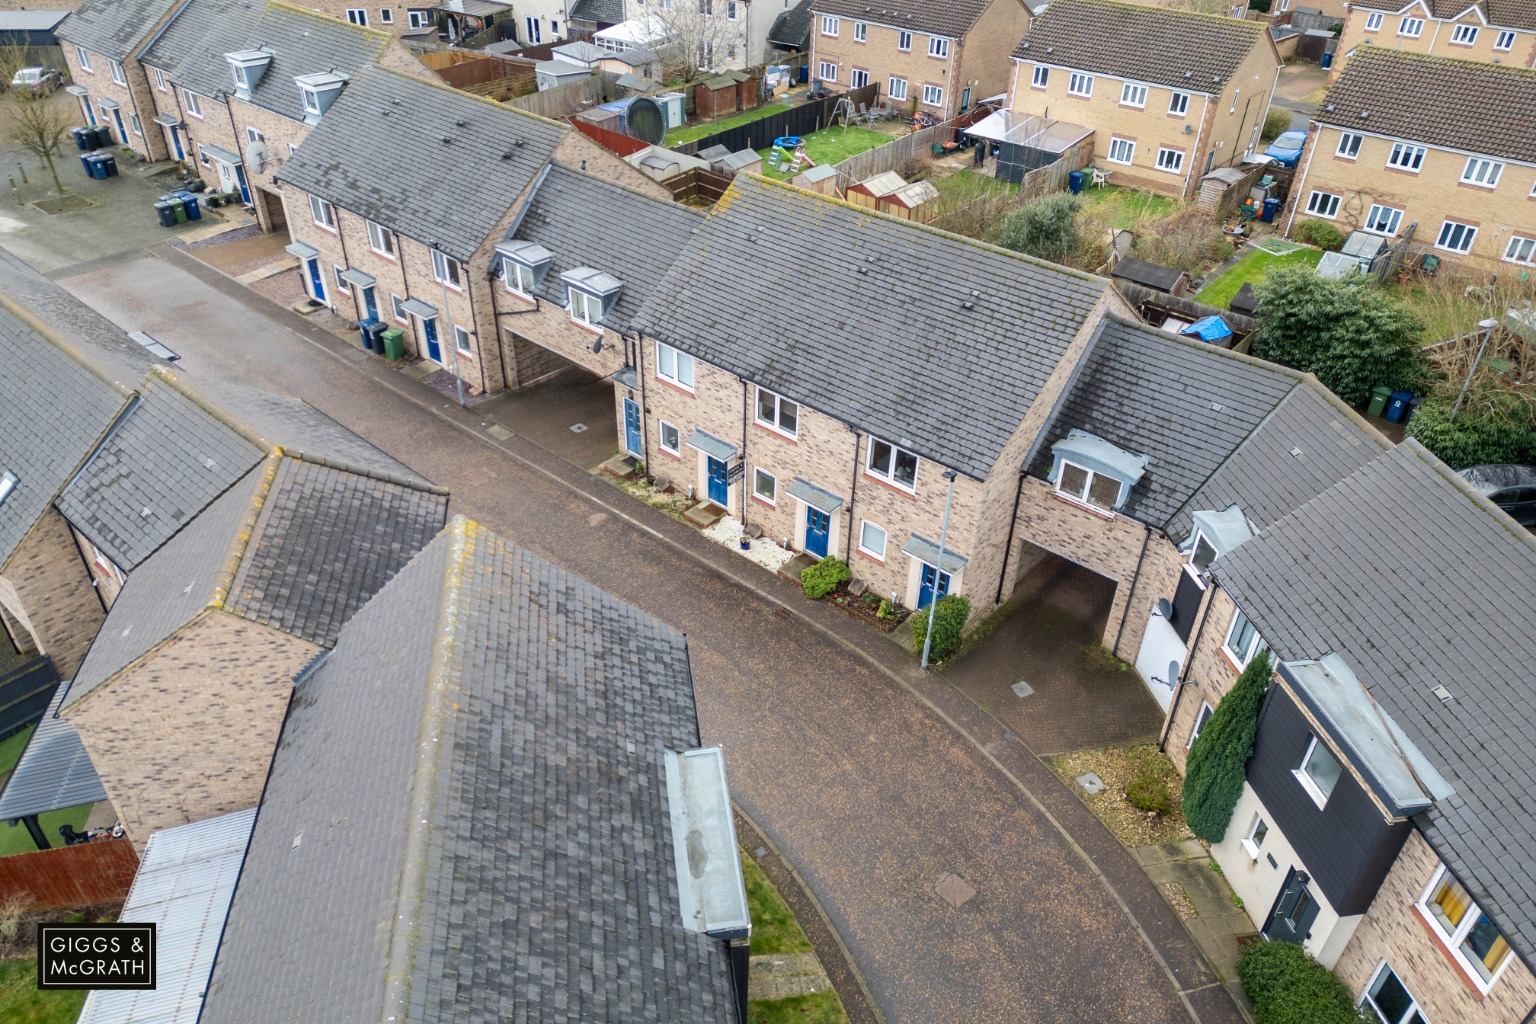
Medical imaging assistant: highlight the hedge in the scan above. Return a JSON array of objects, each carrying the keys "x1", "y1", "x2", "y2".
[
  {"x1": 1182, "y1": 650, "x2": 1271, "y2": 842},
  {"x1": 910, "y1": 594, "x2": 971, "y2": 661},
  {"x1": 1405, "y1": 397, "x2": 1536, "y2": 470},
  {"x1": 1236, "y1": 940, "x2": 1370, "y2": 1024},
  {"x1": 800, "y1": 556, "x2": 851, "y2": 599}
]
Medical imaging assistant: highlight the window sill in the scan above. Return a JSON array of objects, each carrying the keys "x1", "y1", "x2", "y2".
[
  {"x1": 753, "y1": 422, "x2": 798, "y2": 443},
  {"x1": 863, "y1": 473, "x2": 917, "y2": 498},
  {"x1": 370, "y1": 249, "x2": 397, "y2": 262},
  {"x1": 569, "y1": 317, "x2": 603, "y2": 336},
  {"x1": 1218, "y1": 646, "x2": 1246, "y2": 673},
  {"x1": 503, "y1": 287, "x2": 535, "y2": 305},
  {"x1": 1456, "y1": 181, "x2": 1499, "y2": 191},
  {"x1": 857, "y1": 548, "x2": 885, "y2": 565},
  {"x1": 655, "y1": 377, "x2": 696, "y2": 397},
  {"x1": 312, "y1": 222, "x2": 338, "y2": 234},
  {"x1": 1383, "y1": 165, "x2": 1422, "y2": 176},
  {"x1": 1410, "y1": 905, "x2": 1494, "y2": 999},
  {"x1": 1051, "y1": 492, "x2": 1115, "y2": 520},
  {"x1": 1182, "y1": 563, "x2": 1209, "y2": 589},
  {"x1": 1118, "y1": 103, "x2": 1146, "y2": 112},
  {"x1": 751, "y1": 495, "x2": 776, "y2": 509},
  {"x1": 1240, "y1": 839, "x2": 1263, "y2": 861},
  {"x1": 1433, "y1": 246, "x2": 1474, "y2": 256},
  {"x1": 436, "y1": 281, "x2": 465, "y2": 295}
]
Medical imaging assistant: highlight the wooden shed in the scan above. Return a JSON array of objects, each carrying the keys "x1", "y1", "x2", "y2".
[
  {"x1": 792, "y1": 163, "x2": 840, "y2": 196},
  {"x1": 848, "y1": 172, "x2": 939, "y2": 223},
  {"x1": 1110, "y1": 258, "x2": 1191, "y2": 297},
  {"x1": 696, "y1": 70, "x2": 759, "y2": 119}
]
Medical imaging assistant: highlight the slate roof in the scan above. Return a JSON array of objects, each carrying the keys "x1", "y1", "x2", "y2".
[
  {"x1": 276, "y1": 66, "x2": 569, "y2": 262},
  {"x1": 56, "y1": 0, "x2": 181, "y2": 60},
  {"x1": 0, "y1": 302, "x2": 128, "y2": 570},
  {"x1": 64, "y1": 454, "x2": 448, "y2": 710},
  {"x1": 55, "y1": 373, "x2": 266, "y2": 573},
  {"x1": 569, "y1": 0, "x2": 626, "y2": 25},
  {"x1": 1110, "y1": 258, "x2": 1187, "y2": 292},
  {"x1": 508, "y1": 164, "x2": 702, "y2": 333},
  {"x1": 1011, "y1": 0, "x2": 1272, "y2": 93},
  {"x1": 812, "y1": 0, "x2": 995, "y2": 38},
  {"x1": 200, "y1": 518, "x2": 736, "y2": 1024},
  {"x1": 1316, "y1": 48, "x2": 1536, "y2": 163},
  {"x1": 0, "y1": 675, "x2": 108, "y2": 821},
  {"x1": 239, "y1": 4, "x2": 395, "y2": 122},
  {"x1": 634, "y1": 175, "x2": 1107, "y2": 480},
  {"x1": 1028, "y1": 316, "x2": 1301, "y2": 525},
  {"x1": 770, "y1": 0, "x2": 815, "y2": 48},
  {"x1": 1215, "y1": 440, "x2": 1536, "y2": 965},
  {"x1": 140, "y1": 0, "x2": 264, "y2": 101}
]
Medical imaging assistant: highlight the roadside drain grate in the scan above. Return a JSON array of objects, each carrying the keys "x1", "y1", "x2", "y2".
[
  {"x1": 773, "y1": 608, "x2": 790, "y2": 620},
  {"x1": 935, "y1": 873, "x2": 977, "y2": 909},
  {"x1": 569, "y1": 422, "x2": 589, "y2": 433}
]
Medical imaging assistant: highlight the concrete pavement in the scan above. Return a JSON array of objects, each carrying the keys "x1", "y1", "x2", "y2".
[{"x1": 57, "y1": 245, "x2": 1246, "y2": 1024}]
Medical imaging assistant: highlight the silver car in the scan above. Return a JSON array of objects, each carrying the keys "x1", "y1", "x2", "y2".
[{"x1": 10, "y1": 67, "x2": 63, "y2": 96}]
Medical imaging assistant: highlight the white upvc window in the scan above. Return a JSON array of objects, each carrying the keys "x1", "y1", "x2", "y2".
[
  {"x1": 1187, "y1": 528, "x2": 1219, "y2": 574},
  {"x1": 1461, "y1": 156, "x2": 1503, "y2": 187},
  {"x1": 153, "y1": 68, "x2": 167, "y2": 91},
  {"x1": 898, "y1": 30, "x2": 912, "y2": 51},
  {"x1": 1399, "y1": 15, "x2": 1424, "y2": 36},
  {"x1": 346, "y1": 7, "x2": 368, "y2": 25},
  {"x1": 245, "y1": 126, "x2": 264, "y2": 144},
  {"x1": 309, "y1": 194, "x2": 337, "y2": 230},
  {"x1": 0, "y1": 471, "x2": 17, "y2": 506},
  {"x1": 1361, "y1": 962, "x2": 1430, "y2": 1024},
  {"x1": 380, "y1": 7, "x2": 394, "y2": 23},
  {"x1": 301, "y1": 87, "x2": 323, "y2": 116},
  {"x1": 820, "y1": 14, "x2": 839, "y2": 35},
  {"x1": 184, "y1": 89, "x2": 203, "y2": 118},
  {"x1": 88, "y1": 542, "x2": 125, "y2": 586},
  {"x1": 1336, "y1": 132, "x2": 1362, "y2": 158},
  {"x1": 409, "y1": 9, "x2": 432, "y2": 27},
  {"x1": 233, "y1": 64, "x2": 252, "y2": 91},
  {"x1": 1495, "y1": 28, "x2": 1516, "y2": 49},
  {"x1": 1449, "y1": 23, "x2": 1478, "y2": 45},
  {"x1": 1155, "y1": 147, "x2": 1184, "y2": 173},
  {"x1": 1223, "y1": 609, "x2": 1268, "y2": 667},
  {"x1": 1032, "y1": 65, "x2": 1049, "y2": 89},
  {"x1": 1187, "y1": 702, "x2": 1214, "y2": 749},
  {"x1": 887, "y1": 76, "x2": 908, "y2": 101},
  {"x1": 755, "y1": 387, "x2": 799, "y2": 437},
  {"x1": 1068, "y1": 72, "x2": 1093, "y2": 97},
  {"x1": 867, "y1": 438, "x2": 918, "y2": 490},
  {"x1": 656, "y1": 341, "x2": 695, "y2": 390},
  {"x1": 1436, "y1": 220, "x2": 1477, "y2": 254},
  {"x1": 391, "y1": 293, "x2": 408, "y2": 323},
  {"x1": 1363, "y1": 204, "x2": 1403, "y2": 236},
  {"x1": 75, "y1": 45, "x2": 93, "y2": 72},
  {"x1": 928, "y1": 36, "x2": 949, "y2": 58},
  {"x1": 853, "y1": 21, "x2": 865, "y2": 41},
  {"x1": 197, "y1": 146, "x2": 210, "y2": 168},
  {"x1": 334, "y1": 264, "x2": 349, "y2": 291},
  {"x1": 818, "y1": 61, "x2": 837, "y2": 83},
  {"x1": 1294, "y1": 733, "x2": 1343, "y2": 808},
  {"x1": 1364, "y1": 11, "x2": 1383, "y2": 30},
  {"x1": 568, "y1": 288, "x2": 600, "y2": 325},
  {"x1": 504, "y1": 259, "x2": 535, "y2": 295},
  {"x1": 858, "y1": 520, "x2": 887, "y2": 560},
  {"x1": 130, "y1": 114, "x2": 143, "y2": 136},
  {"x1": 1387, "y1": 142, "x2": 1425, "y2": 171},
  {"x1": 1302, "y1": 190, "x2": 1339, "y2": 218},
  {"x1": 850, "y1": 69, "x2": 869, "y2": 89},
  {"x1": 658, "y1": 420, "x2": 681, "y2": 455},
  {"x1": 432, "y1": 249, "x2": 462, "y2": 290},
  {"x1": 1230, "y1": 87, "x2": 1238, "y2": 113},
  {"x1": 752, "y1": 467, "x2": 776, "y2": 504},
  {"x1": 366, "y1": 220, "x2": 395, "y2": 258},
  {"x1": 454, "y1": 324, "x2": 472, "y2": 355},
  {"x1": 110, "y1": 60, "x2": 125, "y2": 85},
  {"x1": 1504, "y1": 235, "x2": 1536, "y2": 266},
  {"x1": 1054, "y1": 459, "x2": 1121, "y2": 508},
  {"x1": 1240, "y1": 815, "x2": 1269, "y2": 861},
  {"x1": 1120, "y1": 82, "x2": 1147, "y2": 108},
  {"x1": 1107, "y1": 137, "x2": 1135, "y2": 165},
  {"x1": 921, "y1": 84, "x2": 943, "y2": 107},
  {"x1": 1168, "y1": 91, "x2": 1189, "y2": 116},
  {"x1": 1418, "y1": 865, "x2": 1514, "y2": 991}
]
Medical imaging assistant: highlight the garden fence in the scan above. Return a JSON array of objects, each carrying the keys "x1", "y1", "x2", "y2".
[
  {"x1": 674, "y1": 84, "x2": 878, "y2": 156},
  {"x1": 0, "y1": 838, "x2": 138, "y2": 911}
]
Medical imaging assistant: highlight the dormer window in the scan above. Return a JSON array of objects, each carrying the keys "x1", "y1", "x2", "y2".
[
  {"x1": 431, "y1": 250, "x2": 462, "y2": 290},
  {"x1": 0, "y1": 470, "x2": 16, "y2": 507},
  {"x1": 494, "y1": 239, "x2": 554, "y2": 299},
  {"x1": 294, "y1": 72, "x2": 345, "y2": 125},
  {"x1": 1189, "y1": 531, "x2": 1218, "y2": 573},
  {"x1": 1183, "y1": 505, "x2": 1253, "y2": 584},
  {"x1": 225, "y1": 49, "x2": 273, "y2": 100},
  {"x1": 560, "y1": 267, "x2": 623, "y2": 329},
  {"x1": 1047, "y1": 429, "x2": 1148, "y2": 513}
]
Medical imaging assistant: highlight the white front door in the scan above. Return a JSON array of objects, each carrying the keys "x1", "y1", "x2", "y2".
[
  {"x1": 1134, "y1": 611, "x2": 1187, "y2": 712},
  {"x1": 215, "y1": 159, "x2": 236, "y2": 194}
]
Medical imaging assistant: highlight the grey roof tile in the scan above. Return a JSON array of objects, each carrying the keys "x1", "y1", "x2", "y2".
[
  {"x1": 1316, "y1": 48, "x2": 1536, "y2": 164},
  {"x1": 1216, "y1": 440, "x2": 1536, "y2": 964},
  {"x1": 814, "y1": 0, "x2": 996, "y2": 39},
  {"x1": 633, "y1": 175, "x2": 1107, "y2": 480},
  {"x1": 770, "y1": 0, "x2": 815, "y2": 48},
  {"x1": 138, "y1": 0, "x2": 261, "y2": 88},
  {"x1": 56, "y1": 0, "x2": 182, "y2": 60},
  {"x1": 569, "y1": 0, "x2": 625, "y2": 24},
  {"x1": 276, "y1": 67, "x2": 569, "y2": 261},
  {"x1": 510, "y1": 164, "x2": 702, "y2": 333},
  {"x1": 1012, "y1": 0, "x2": 1272, "y2": 93},
  {"x1": 240, "y1": 4, "x2": 395, "y2": 121},
  {"x1": 201, "y1": 518, "x2": 736, "y2": 1024}
]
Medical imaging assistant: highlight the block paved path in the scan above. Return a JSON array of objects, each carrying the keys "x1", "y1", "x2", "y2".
[{"x1": 56, "y1": 246, "x2": 1246, "y2": 1024}]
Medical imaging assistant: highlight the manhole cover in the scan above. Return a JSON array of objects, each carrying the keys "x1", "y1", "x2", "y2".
[
  {"x1": 1074, "y1": 772, "x2": 1106, "y2": 795},
  {"x1": 1011, "y1": 680, "x2": 1034, "y2": 698},
  {"x1": 486, "y1": 425, "x2": 512, "y2": 441},
  {"x1": 935, "y1": 873, "x2": 977, "y2": 908},
  {"x1": 569, "y1": 422, "x2": 589, "y2": 433}
]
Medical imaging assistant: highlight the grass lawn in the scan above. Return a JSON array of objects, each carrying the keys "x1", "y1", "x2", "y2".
[
  {"x1": 0, "y1": 803, "x2": 94, "y2": 858},
  {"x1": 0, "y1": 958, "x2": 87, "y2": 1024},
  {"x1": 740, "y1": 846, "x2": 811, "y2": 956},
  {"x1": 747, "y1": 992, "x2": 849, "y2": 1024},
  {"x1": 929, "y1": 167, "x2": 1017, "y2": 204},
  {"x1": 1194, "y1": 246, "x2": 1324, "y2": 309},
  {"x1": 1081, "y1": 186, "x2": 1179, "y2": 230},
  {"x1": 664, "y1": 99, "x2": 792, "y2": 147},
  {"x1": 0, "y1": 726, "x2": 33, "y2": 776},
  {"x1": 756, "y1": 126, "x2": 891, "y2": 180}
]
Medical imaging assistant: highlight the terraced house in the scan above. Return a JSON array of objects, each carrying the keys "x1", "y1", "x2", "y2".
[
  {"x1": 1007, "y1": 0, "x2": 1281, "y2": 200},
  {"x1": 56, "y1": 0, "x2": 184, "y2": 160},
  {"x1": 1334, "y1": 0, "x2": 1536, "y2": 74},
  {"x1": 1286, "y1": 48, "x2": 1536, "y2": 272},
  {"x1": 808, "y1": 0, "x2": 1034, "y2": 118}
]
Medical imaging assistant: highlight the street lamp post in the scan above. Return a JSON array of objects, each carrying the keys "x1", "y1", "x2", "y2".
[{"x1": 920, "y1": 469, "x2": 959, "y2": 672}]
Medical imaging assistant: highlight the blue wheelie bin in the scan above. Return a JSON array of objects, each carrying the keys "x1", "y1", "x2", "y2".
[
  {"x1": 1384, "y1": 390, "x2": 1413, "y2": 424},
  {"x1": 358, "y1": 317, "x2": 381, "y2": 351},
  {"x1": 174, "y1": 191, "x2": 202, "y2": 220}
]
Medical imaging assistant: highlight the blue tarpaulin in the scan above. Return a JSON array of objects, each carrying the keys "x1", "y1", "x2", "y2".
[{"x1": 1181, "y1": 315, "x2": 1233, "y2": 343}]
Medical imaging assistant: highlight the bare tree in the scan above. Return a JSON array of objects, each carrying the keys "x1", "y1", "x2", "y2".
[
  {"x1": 3, "y1": 93, "x2": 74, "y2": 195},
  {"x1": 650, "y1": 0, "x2": 749, "y2": 80}
]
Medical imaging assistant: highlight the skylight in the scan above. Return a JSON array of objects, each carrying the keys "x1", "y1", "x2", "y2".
[{"x1": 0, "y1": 470, "x2": 16, "y2": 507}]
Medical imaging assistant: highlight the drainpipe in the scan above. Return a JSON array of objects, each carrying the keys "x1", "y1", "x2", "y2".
[
  {"x1": 636, "y1": 331, "x2": 652, "y2": 478},
  {"x1": 740, "y1": 381, "x2": 749, "y2": 528},
  {"x1": 995, "y1": 468, "x2": 1026, "y2": 605},
  {"x1": 1283, "y1": 121, "x2": 1319, "y2": 236},
  {"x1": 845, "y1": 426, "x2": 860, "y2": 562},
  {"x1": 1519, "y1": 997, "x2": 1536, "y2": 1024},
  {"x1": 1111, "y1": 525, "x2": 1152, "y2": 654},
  {"x1": 1158, "y1": 580, "x2": 1216, "y2": 751},
  {"x1": 920, "y1": 469, "x2": 959, "y2": 672},
  {"x1": 334, "y1": 209, "x2": 359, "y2": 318},
  {"x1": 486, "y1": 259, "x2": 510, "y2": 393}
]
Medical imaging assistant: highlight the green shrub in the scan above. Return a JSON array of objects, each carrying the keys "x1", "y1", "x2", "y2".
[
  {"x1": 993, "y1": 193, "x2": 1082, "y2": 263},
  {"x1": 1291, "y1": 219, "x2": 1347, "y2": 252},
  {"x1": 1261, "y1": 108, "x2": 1292, "y2": 143},
  {"x1": 1236, "y1": 940, "x2": 1370, "y2": 1024},
  {"x1": 1182, "y1": 651, "x2": 1271, "y2": 842},
  {"x1": 1405, "y1": 398, "x2": 1536, "y2": 470},
  {"x1": 877, "y1": 598, "x2": 896, "y2": 620},
  {"x1": 910, "y1": 594, "x2": 971, "y2": 660},
  {"x1": 1125, "y1": 772, "x2": 1170, "y2": 815},
  {"x1": 800, "y1": 556, "x2": 850, "y2": 599}
]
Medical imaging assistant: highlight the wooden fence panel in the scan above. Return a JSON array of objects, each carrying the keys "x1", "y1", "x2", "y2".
[
  {"x1": 675, "y1": 83, "x2": 878, "y2": 156},
  {"x1": 505, "y1": 72, "x2": 622, "y2": 118},
  {"x1": 0, "y1": 838, "x2": 138, "y2": 911}
]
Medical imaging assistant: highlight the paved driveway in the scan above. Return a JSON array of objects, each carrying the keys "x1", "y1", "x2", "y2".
[{"x1": 57, "y1": 247, "x2": 1243, "y2": 1024}]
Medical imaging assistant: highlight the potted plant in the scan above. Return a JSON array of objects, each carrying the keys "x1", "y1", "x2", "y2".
[{"x1": 739, "y1": 535, "x2": 751, "y2": 550}]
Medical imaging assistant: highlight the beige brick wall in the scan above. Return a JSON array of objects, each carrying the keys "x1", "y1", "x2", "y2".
[
  {"x1": 1288, "y1": 123, "x2": 1536, "y2": 270},
  {"x1": 0, "y1": 510, "x2": 105, "y2": 682},
  {"x1": 69, "y1": 525, "x2": 124, "y2": 610},
  {"x1": 1165, "y1": 583, "x2": 1244, "y2": 772},
  {"x1": 1334, "y1": 11, "x2": 1536, "y2": 76},
  {"x1": 810, "y1": 10, "x2": 961, "y2": 116},
  {"x1": 59, "y1": 45, "x2": 171, "y2": 162},
  {"x1": 1335, "y1": 830, "x2": 1536, "y2": 1024},
  {"x1": 229, "y1": 99, "x2": 314, "y2": 233},
  {"x1": 65, "y1": 611, "x2": 319, "y2": 849},
  {"x1": 954, "y1": 0, "x2": 1034, "y2": 111},
  {"x1": 290, "y1": 2, "x2": 425, "y2": 38}
]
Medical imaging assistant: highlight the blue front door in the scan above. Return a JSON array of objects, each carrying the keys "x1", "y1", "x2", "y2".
[
  {"x1": 421, "y1": 316, "x2": 442, "y2": 362},
  {"x1": 234, "y1": 164, "x2": 250, "y2": 204},
  {"x1": 362, "y1": 286, "x2": 378, "y2": 320},
  {"x1": 918, "y1": 562, "x2": 952, "y2": 609},
  {"x1": 305, "y1": 258, "x2": 326, "y2": 302},
  {"x1": 111, "y1": 109, "x2": 127, "y2": 145},
  {"x1": 169, "y1": 126, "x2": 184, "y2": 160},
  {"x1": 82, "y1": 99, "x2": 96, "y2": 126},
  {"x1": 623, "y1": 398, "x2": 642, "y2": 456},
  {"x1": 805, "y1": 507, "x2": 830, "y2": 558},
  {"x1": 706, "y1": 457, "x2": 728, "y2": 506}
]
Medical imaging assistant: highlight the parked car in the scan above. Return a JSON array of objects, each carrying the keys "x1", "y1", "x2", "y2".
[
  {"x1": 1264, "y1": 130, "x2": 1307, "y2": 168},
  {"x1": 9, "y1": 67, "x2": 63, "y2": 96},
  {"x1": 1458, "y1": 464, "x2": 1536, "y2": 526}
]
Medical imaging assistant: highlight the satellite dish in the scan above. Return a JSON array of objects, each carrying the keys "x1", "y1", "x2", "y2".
[
  {"x1": 1155, "y1": 598, "x2": 1173, "y2": 620},
  {"x1": 244, "y1": 139, "x2": 268, "y2": 174},
  {"x1": 626, "y1": 96, "x2": 665, "y2": 146}
]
